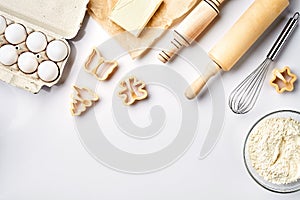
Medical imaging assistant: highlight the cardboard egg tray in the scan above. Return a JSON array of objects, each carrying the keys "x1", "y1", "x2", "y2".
[
  {"x1": 0, "y1": 17, "x2": 70, "y2": 93},
  {"x1": 0, "y1": 0, "x2": 89, "y2": 93}
]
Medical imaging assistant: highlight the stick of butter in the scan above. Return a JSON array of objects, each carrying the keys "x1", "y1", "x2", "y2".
[{"x1": 109, "y1": 0, "x2": 163, "y2": 37}]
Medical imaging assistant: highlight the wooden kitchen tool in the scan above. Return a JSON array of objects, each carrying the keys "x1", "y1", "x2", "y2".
[
  {"x1": 158, "y1": 0, "x2": 226, "y2": 63},
  {"x1": 185, "y1": 0, "x2": 290, "y2": 99}
]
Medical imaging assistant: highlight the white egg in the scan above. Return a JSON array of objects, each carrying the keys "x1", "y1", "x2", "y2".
[
  {"x1": 0, "y1": 45, "x2": 18, "y2": 66},
  {"x1": 18, "y1": 52, "x2": 38, "y2": 74},
  {"x1": 0, "y1": 15, "x2": 7, "y2": 34},
  {"x1": 26, "y1": 31, "x2": 48, "y2": 53},
  {"x1": 46, "y1": 40, "x2": 68, "y2": 62},
  {"x1": 37, "y1": 61, "x2": 59, "y2": 82},
  {"x1": 5, "y1": 23, "x2": 27, "y2": 44}
]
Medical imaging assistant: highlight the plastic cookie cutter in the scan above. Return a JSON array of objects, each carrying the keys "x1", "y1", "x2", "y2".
[
  {"x1": 70, "y1": 85, "x2": 99, "y2": 116},
  {"x1": 84, "y1": 48, "x2": 118, "y2": 81},
  {"x1": 270, "y1": 66, "x2": 297, "y2": 93},
  {"x1": 118, "y1": 76, "x2": 148, "y2": 106}
]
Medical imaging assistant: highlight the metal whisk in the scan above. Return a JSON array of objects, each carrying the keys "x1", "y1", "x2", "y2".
[{"x1": 229, "y1": 12, "x2": 299, "y2": 114}]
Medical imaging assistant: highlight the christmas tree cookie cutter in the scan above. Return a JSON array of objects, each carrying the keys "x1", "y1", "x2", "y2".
[{"x1": 70, "y1": 85, "x2": 99, "y2": 116}]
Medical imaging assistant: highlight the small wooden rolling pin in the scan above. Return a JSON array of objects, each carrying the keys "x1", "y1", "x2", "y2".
[
  {"x1": 158, "y1": 0, "x2": 226, "y2": 63},
  {"x1": 185, "y1": 0, "x2": 290, "y2": 99}
]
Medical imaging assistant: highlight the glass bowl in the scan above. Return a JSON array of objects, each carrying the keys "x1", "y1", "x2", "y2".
[{"x1": 243, "y1": 110, "x2": 300, "y2": 193}]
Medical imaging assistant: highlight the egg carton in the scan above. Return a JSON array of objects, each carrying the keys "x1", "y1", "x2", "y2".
[
  {"x1": 0, "y1": 18, "x2": 70, "y2": 93},
  {"x1": 0, "y1": 0, "x2": 89, "y2": 93}
]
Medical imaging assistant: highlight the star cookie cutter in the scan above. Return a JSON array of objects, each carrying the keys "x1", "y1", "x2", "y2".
[
  {"x1": 118, "y1": 76, "x2": 148, "y2": 106},
  {"x1": 270, "y1": 66, "x2": 297, "y2": 93},
  {"x1": 84, "y1": 48, "x2": 118, "y2": 81},
  {"x1": 70, "y1": 85, "x2": 99, "y2": 116}
]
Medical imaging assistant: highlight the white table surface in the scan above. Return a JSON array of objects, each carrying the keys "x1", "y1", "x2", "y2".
[{"x1": 1, "y1": 0, "x2": 300, "y2": 199}]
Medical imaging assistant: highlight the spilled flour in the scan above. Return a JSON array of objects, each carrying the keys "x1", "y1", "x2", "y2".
[{"x1": 247, "y1": 117, "x2": 300, "y2": 185}]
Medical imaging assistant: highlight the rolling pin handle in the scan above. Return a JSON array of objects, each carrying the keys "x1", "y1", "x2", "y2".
[
  {"x1": 158, "y1": 0, "x2": 225, "y2": 63},
  {"x1": 185, "y1": 62, "x2": 221, "y2": 99},
  {"x1": 157, "y1": 31, "x2": 189, "y2": 63}
]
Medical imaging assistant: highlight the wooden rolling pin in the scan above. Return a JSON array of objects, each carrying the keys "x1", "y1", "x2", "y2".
[
  {"x1": 185, "y1": 0, "x2": 289, "y2": 99},
  {"x1": 158, "y1": 0, "x2": 226, "y2": 63}
]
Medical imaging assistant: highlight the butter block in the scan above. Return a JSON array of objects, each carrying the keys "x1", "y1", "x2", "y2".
[{"x1": 109, "y1": 0, "x2": 163, "y2": 37}]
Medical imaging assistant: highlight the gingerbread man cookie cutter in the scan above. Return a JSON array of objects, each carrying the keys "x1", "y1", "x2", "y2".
[{"x1": 118, "y1": 76, "x2": 148, "y2": 106}]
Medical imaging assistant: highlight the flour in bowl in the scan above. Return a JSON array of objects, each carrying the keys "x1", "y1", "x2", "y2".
[{"x1": 247, "y1": 117, "x2": 300, "y2": 185}]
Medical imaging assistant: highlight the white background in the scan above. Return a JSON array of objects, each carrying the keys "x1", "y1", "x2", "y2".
[{"x1": 1, "y1": 0, "x2": 300, "y2": 199}]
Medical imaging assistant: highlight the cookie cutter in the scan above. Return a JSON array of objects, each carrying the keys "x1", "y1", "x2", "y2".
[
  {"x1": 70, "y1": 85, "x2": 99, "y2": 116},
  {"x1": 118, "y1": 76, "x2": 148, "y2": 106},
  {"x1": 270, "y1": 66, "x2": 297, "y2": 93},
  {"x1": 84, "y1": 48, "x2": 118, "y2": 81}
]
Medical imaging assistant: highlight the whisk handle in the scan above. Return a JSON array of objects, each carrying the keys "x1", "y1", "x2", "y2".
[{"x1": 267, "y1": 12, "x2": 299, "y2": 60}]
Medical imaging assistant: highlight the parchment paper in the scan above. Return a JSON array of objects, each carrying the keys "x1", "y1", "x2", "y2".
[{"x1": 88, "y1": 0, "x2": 199, "y2": 59}]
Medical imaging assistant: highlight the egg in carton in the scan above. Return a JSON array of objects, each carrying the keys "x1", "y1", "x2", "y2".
[{"x1": 0, "y1": 0, "x2": 89, "y2": 93}]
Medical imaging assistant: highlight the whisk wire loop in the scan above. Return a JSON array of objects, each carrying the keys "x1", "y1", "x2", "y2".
[
  {"x1": 228, "y1": 12, "x2": 299, "y2": 114},
  {"x1": 229, "y1": 59, "x2": 271, "y2": 114}
]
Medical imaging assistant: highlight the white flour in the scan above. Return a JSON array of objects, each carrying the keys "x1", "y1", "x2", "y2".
[{"x1": 247, "y1": 117, "x2": 300, "y2": 185}]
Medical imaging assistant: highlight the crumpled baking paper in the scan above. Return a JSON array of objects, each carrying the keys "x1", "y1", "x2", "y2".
[{"x1": 88, "y1": 0, "x2": 199, "y2": 59}]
